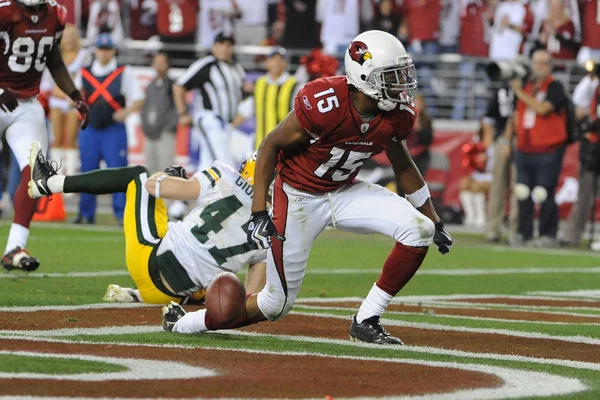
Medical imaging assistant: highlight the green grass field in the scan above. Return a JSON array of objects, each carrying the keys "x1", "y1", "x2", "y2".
[{"x1": 1, "y1": 220, "x2": 600, "y2": 399}]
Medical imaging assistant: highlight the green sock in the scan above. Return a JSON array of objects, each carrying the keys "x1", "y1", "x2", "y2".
[{"x1": 64, "y1": 166, "x2": 149, "y2": 194}]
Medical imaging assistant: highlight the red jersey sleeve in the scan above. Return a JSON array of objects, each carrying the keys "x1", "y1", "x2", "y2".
[{"x1": 293, "y1": 77, "x2": 346, "y2": 139}]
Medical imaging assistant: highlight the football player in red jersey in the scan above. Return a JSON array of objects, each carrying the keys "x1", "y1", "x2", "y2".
[
  {"x1": 163, "y1": 30, "x2": 454, "y2": 344},
  {"x1": 0, "y1": 0, "x2": 89, "y2": 272}
]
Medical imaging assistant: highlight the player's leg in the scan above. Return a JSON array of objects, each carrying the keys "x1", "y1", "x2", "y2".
[
  {"x1": 334, "y1": 180, "x2": 435, "y2": 344},
  {"x1": 171, "y1": 181, "x2": 331, "y2": 334},
  {"x1": 100, "y1": 124, "x2": 128, "y2": 222},
  {"x1": 122, "y1": 170, "x2": 181, "y2": 304},
  {"x1": 197, "y1": 115, "x2": 234, "y2": 167},
  {"x1": 2, "y1": 101, "x2": 48, "y2": 272},
  {"x1": 77, "y1": 126, "x2": 101, "y2": 223},
  {"x1": 29, "y1": 140, "x2": 150, "y2": 196}
]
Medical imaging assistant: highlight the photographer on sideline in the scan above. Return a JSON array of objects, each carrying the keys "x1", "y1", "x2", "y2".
[
  {"x1": 561, "y1": 61, "x2": 600, "y2": 248},
  {"x1": 506, "y1": 49, "x2": 569, "y2": 247}
]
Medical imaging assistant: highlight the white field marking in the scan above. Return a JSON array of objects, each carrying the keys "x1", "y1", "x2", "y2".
[
  {"x1": 297, "y1": 294, "x2": 600, "y2": 303},
  {"x1": 0, "y1": 271, "x2": 129, "y2": 279},
  {"x1": 529, "y1": 290, "x2": 600, "y2": 298},
  {"x1": 0, "y1": 326, "x2": 162, "y2": 337},
  {"x1": 419, "y1": 301, "x2": 600, "y2": 313},
  {"x1": 0, "y1": 350, "x2": 216, "y2": 381},
  {"x1": 289, "y1": 311, "x2": 600, "y2": 345},
  {"x1": 305, "y1": 267, "x2": 600, "y2": 275},
  {"x1": 0, "y1": 334, "x2": 588, "y2": 399},
  {"x1": 295, "y1": 297, "x2": 600, "y2": 318},
  {"x1": 27, "y1": 235, "x2": 122, "y2": 242},
  {"x1": 5, "y1": 266, "x2": 600, "y2": 280},
  {"x1": 482, "y1": 244, "x2": 600, "y2": 258},
  {"x1": 2, "y1": 328, "x2": 600, "y2": 375},
  {"x1": 293, "y1": 304, "x2": 600, "y2": 326},
  {"x1": 0, "y1": 303, "x2": 152, "y2": 313}
]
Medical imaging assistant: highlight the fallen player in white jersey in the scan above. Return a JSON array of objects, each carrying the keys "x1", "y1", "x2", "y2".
[{"x1": 27, "y1": 140, "x2": 266, "y2": 304}]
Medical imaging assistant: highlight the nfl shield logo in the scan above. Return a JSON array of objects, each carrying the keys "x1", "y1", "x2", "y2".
[
  {"x1": 31, "y1": 15, "x2": 38, "y2": 23},
  {"x1": 360, "y1": 123, "x2": 369, "y2": 134}
]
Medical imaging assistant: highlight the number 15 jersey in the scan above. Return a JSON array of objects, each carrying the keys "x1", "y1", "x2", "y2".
[
  {"x1": 282, "y1": 76, "x2": 417, "y2": 193},
  {"x1": 0, "y1": 0, "x2": 66, "y2": 98},
  {"x1": 158, "y1": 162, "x2": 267, "y2": 289}
]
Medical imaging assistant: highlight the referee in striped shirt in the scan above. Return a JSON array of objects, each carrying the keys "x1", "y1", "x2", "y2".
[{"x1": 173, "y1": 32, "x2": 246, "y2": 169}]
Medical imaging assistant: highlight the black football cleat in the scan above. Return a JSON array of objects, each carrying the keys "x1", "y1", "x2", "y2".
[
  {"x1": 350, "y1": 315, "x2": 404, "y2": 345},
  {"x1": 161, "y1": 301, "x2": 186, "y2": 332},
  {"x1": 28, "y1": 140, "x2": 59, "y2": 199},
  {"x1": 2, "y1": 247, "x2": 40, "y2": 272}
]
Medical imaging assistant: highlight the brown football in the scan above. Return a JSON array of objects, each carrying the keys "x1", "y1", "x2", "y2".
[{"x1": 205, "y1": 272, "x2": 246, "y2": 324}]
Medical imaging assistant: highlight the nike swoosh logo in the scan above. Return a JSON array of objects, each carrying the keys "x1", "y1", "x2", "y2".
[{"x1": 37, "y1": 179, "x2": 48, "y2": 194}]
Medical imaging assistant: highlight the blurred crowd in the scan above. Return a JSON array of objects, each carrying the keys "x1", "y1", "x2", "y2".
[{"x1": 53, "y1": 0, "x2": 599, "y2": 64}]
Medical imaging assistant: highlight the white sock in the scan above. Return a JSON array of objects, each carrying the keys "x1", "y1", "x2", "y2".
[
  {"x1": 64, "y1": 148, "x2": 80, "y2": 175},
  {"x1": 5, "y1": 223, "x2": 29, "y2": 254},
  {"x1": 472, "y1": 192, "x2": 487, "y2": 226},
  {"x1": 459, "y1": 191, "x2": 475, "y2": 225},
  {"x1": 356, "y1": 283, "x2": 393, "y2": 324},
  {"x1": 47, "y1": 175, "x2": 66, "y2": 193},
  {"x1": 172, "y1": 309, "x2": 208, "y2": 334}
]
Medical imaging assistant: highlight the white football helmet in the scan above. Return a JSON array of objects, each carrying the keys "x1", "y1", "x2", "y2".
[
  {"x1": 18, "y1": 0, "x2": 47, "y2": 7},
  {"x1": 345, "y1": 30, "x2": 417, "y2": 111}
]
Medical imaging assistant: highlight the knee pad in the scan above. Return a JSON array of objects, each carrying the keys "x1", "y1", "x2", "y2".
[
  {"x1": 531, "y1": 186, "x2": 548, "y2": 204},
  {"x1": 513, "y1": 183, "x2": 531, "y2": 200},
  {"x1": 257, "y1": 289, "x2": 289, "y2": 321},
  {"x1": 397, "y1": 215, "x2": 436, "y2": 246}
]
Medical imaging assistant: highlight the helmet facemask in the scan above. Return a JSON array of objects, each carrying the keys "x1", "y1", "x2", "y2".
[{"x1": 367, "y1": 58, "x2": 417, "y2": 108}]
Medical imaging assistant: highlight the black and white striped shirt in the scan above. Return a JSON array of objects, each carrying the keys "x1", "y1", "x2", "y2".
[{"x1": 177, "y1": 55, "x2": 245, "y2": 123}]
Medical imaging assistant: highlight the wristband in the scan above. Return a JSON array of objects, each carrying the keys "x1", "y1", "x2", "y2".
[
  {"x1": 406, "y1": 184, "x2": 431, "y2": 208},
  {"x1": 68, "y1": 89, "x2": 82, "y2": 101},
  {"x1": 155, "y1": 175, "x2": 167, "y2": 198},
  {"x1": 251, "y1": 210, "x2": 269, "y2": 218}
]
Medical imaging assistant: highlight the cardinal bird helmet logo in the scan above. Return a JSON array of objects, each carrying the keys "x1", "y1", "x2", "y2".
[{"x1": 348, "y1": 41, "x2": 372, "y2": 66}]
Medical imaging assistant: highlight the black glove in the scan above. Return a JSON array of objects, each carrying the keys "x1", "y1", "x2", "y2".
[
  {"x1": 0, "y1": 88, "x2": 18, "y2": 113},
  {"x1": 247, "y1": 210, "x2": 285, "y2": 249},
  {"x1": 164, "y1": 165, "x2": 188, "y2": 178},
  {"x1": 69, "y1": 90, "x2": 89, "y2": 129},
  {"x1": 433, "y1": 221, "x2": 454, "y2": 255}
]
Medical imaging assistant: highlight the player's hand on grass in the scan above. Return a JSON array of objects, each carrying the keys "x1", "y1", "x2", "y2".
[
  {"x1": 433, "y1": 221, "x2": 454, "y2": 255},
  {"x1": 247, "y1": 211, "x2": 285, "y2": 249}
]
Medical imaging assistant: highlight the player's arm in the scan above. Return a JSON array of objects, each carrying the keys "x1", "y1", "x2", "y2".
[
  {"x1": 387, "y1": 140, "x2": 454, "y2": 254},
  {"x1": 244, "y1": 261, "x2": 266, "y2": 294},
  {"x1": 145, "y1": 172, "x2": 201, "y2": 201},
  {"x1": 46, "y1": 46, "x2": 78, "y2": 100},
  {"x1": 46, "y1": 46, "x2": 89, "y2": 127},
  {"x1": 251, "y1": 112, "x2": 312, "y2": 213},
  {"x1": 386, "y1": 139, "x2": 440, "y2": 223}
]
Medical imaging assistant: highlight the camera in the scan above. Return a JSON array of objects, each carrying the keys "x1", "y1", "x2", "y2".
[{"x1": 486, "y1": 60, "x2": 529, "y2": 81}]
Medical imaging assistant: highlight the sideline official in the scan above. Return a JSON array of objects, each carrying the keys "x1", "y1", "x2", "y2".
[
  {"x1": 173, "y1": 32, "x2": 245, "y2": 169},
  {"x1": 76, "y1": 34, "x2": 144, "y2": 224},
  {"x1": 232, "y1": 47, "x2": 299, "y2": 150}
]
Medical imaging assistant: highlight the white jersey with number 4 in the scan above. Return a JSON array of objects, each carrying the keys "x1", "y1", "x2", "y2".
[{"x1": 158, "y1": 161, "x2": 266, "y2": 289}]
